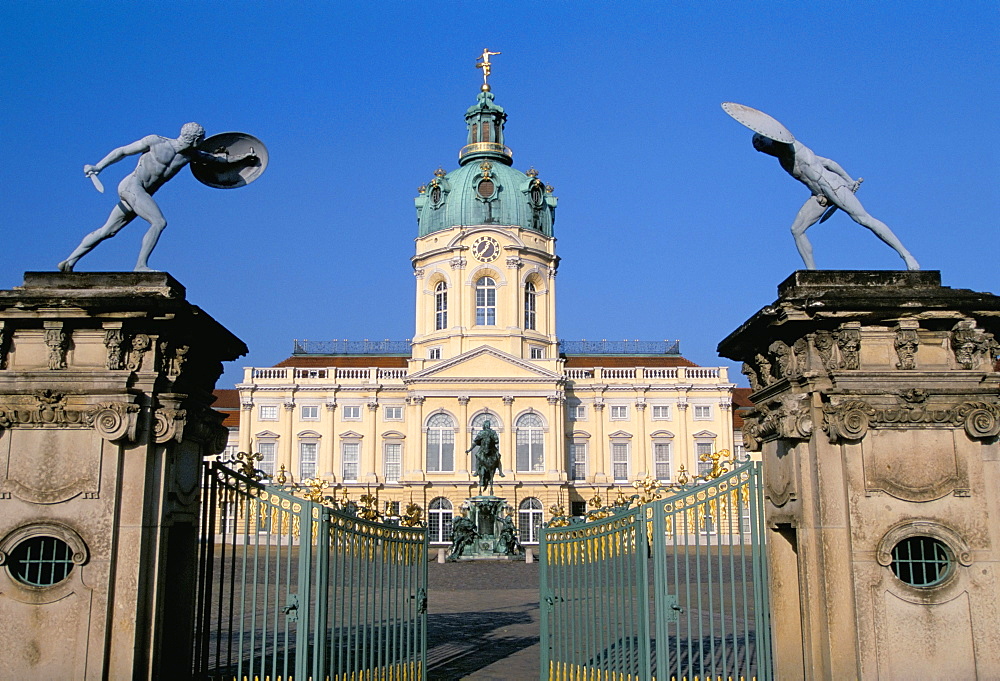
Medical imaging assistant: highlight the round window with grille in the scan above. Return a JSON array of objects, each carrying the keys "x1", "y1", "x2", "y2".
[
  {"x1": 890, "y1": 535, "x2": 953, "y2": 587},
  {"x1": 7, "y1": 536, "x2": 76, "y2": 587},
  {"x1": 476, "y1": 178, "x2": 495, "y2": 199}
]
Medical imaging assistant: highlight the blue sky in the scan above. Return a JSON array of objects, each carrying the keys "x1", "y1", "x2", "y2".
[{"x1": 2, "y1": 2, "x2": 997, "y2": 387}]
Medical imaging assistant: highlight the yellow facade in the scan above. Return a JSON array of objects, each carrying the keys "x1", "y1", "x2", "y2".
[{"x1": 230, "y1": 89, "x2": 737, "y2": 544}]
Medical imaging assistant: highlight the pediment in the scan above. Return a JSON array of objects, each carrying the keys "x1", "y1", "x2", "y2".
[
  {"x1": 339, "y1": 430, "x2": 364, "y2": 439},
  {"x1": 408, "y1": 346, "x2": 561, "y2": 381},
  {"x1": 692, "y1": 429, "x2": 718, "y2": 438},
  {"x1": 255, "y1": 430, "x2": 280, "y2": 439},
  {"x1": 608, "y1": 430, "x2": 633, "y2": 439}
]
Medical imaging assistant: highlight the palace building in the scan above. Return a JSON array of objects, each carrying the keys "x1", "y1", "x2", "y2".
[{"x1": 219, "y1": 69, "x2": 737, "y2": 546}]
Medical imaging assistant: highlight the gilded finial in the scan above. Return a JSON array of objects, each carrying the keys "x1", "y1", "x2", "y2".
[
  {"x1": 276, "y1": 464, "x2": 288, "y2": 485},
  {"x1": 526, "y1": 167, "x2": 539, "y2": 178},
  {"x1": 476, "y1": 48, "x2": 502, "y2": 91},
  {"x1": 434, "y1": 166, "x2": 447, "y2": 178},
  {"x1": 418, "y1": 185, "x2": 427, "y2": 194}
]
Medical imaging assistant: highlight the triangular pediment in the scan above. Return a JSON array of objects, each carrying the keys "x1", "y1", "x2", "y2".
[
  {"x1": 408, "y1": 346, "x2": 561, "y2": 382},
  {"x1": 692, "y1": 429, "x2": 717, "y2": 438}
]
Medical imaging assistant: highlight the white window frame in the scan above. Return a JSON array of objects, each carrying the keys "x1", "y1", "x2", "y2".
[
  {"x1": 518, "y1": 497, "x2": 544, "y2": 544},
  {"x1": 341, "y1": 441, "x2": 360, "y2": 482},
  {"x1": 426, "y1": 413, "x2": 455, "y2": 472},
  {"x1": 384, "y1": 405, "x2": 404, "y2": 421},
  {"x1": 653, "y1": 441, "x2": 672, "y2": 481},
  {"x1": 428, "y1": 497, "x2": 453, "y2": 544},
  {"x1": 652, "y1": 405, "x2": 671, "y2": 420},
  {"x1": 516, "y1": 412, "x2": 545, "y2": 473},
  {"x1": 693, "y1": 405, "x2": 713, "y2": 421},
  {"x1": 529, "y1": 345, "x2": 544, "y2": 359},
  {"x1": 568, "y1": 404, "x2": 586, "y2": 421},
  {"x1": 383, "y1": 442, "x2": 402, "y2": 482},
  {"x1": 611, "y1": 441, "x2": 630, "y2": 482},
  {"x1": 610, "y1": 405, "x2": 629, "y2": 421},
  {"x1": 475, "y1": 276, "x2": 497, "y2": 326},
  {"x1": 299, "y1": 441, "x2": 318, "y2": 480},
  {"x1": 524, "y1": 281, "x2": 537, "y2": 330},
  {"x1": 341, "y1": 405, "x2": 362, "y2": 421},
  {"x1": 428, "y1": 347, "x2": 442, "y2": 360},
  {"x1": 300, "y1": 405, "x2": 319, "y2": 421},
  {"x1": 696, "y1": 440, "x2": 715, "y2": 476},
  {"x1": 570, "y1": 442, "x2": 587, "y2": 481},
  {"x1": 434, "y1": 281, "x2": 448, "y2": 330},
  {"x1": 259, "y1": 405, "x2": 278, "y2": 421},
  {"x1": 257, "y1": 440, "x2": 276, "y2": 477}
]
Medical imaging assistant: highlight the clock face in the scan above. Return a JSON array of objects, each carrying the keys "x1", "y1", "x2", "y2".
[{"x1": 472, "y1": 236, "x2": 500, "y2": 263}]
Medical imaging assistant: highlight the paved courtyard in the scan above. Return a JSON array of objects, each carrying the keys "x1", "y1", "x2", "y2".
[{"x1": 427, "y1": 559, "x2": 541, "y2": 680}]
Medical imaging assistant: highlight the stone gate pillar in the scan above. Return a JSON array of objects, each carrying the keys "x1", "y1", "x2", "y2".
[
  {"x1": 0, "y1": 272, "x2": 246, "y2": 680},
  {"x1": 718, "y1": 271, "x2": 1000, "y2": 679}
]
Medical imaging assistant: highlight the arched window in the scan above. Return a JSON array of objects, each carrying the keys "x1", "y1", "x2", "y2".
[
  {"x1": 426, "y1": 413, "x2": 455, "y2": 472},
  {"x1": 476, "y1": 277, "x2": 496, "y2": 326},
  {"x1": 518, "y1": 497, "x2": 544, "y2": 544},
  {"x1": 524, "y1": 281, "x2": 536, "y2": 330},
  {"x1": 516, "y1": 413, "x2": 545, "y2": 472},
  {"x1": 428, "y1": 497, "x2": 453, "y2": 544},
  {"x1": 434, "y1": 281, "x2": 448, "y2": 330}
]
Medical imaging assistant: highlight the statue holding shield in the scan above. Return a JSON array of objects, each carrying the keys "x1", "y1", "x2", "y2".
[
  {"x1": 722, "y1": 102, "x2": 919, "y2": 271},
  {"x1": 59, "y1": 123, "x2": 267, "y2": 272}
]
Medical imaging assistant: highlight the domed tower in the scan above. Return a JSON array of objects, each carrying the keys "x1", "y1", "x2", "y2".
[{"x1": 411, "y1": 61, "x2": 559, "y2": 367}]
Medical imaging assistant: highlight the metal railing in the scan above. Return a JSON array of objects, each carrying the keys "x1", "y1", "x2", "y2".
[
  {"x1": 458, "y1": 142, "x2": 513, "y2": 161},
  {"x1": 540, "y1": 460, "x2": 772, "y2": 680},
  {"x1": 293, "y1": 340, "x2": 412, "y2": 355},
  {"x1": 559, "y1": 340, "x2": 682, "y2": 355},
  {"x1": 194, "y1": 461, "x2": 428, "y2": 681}
]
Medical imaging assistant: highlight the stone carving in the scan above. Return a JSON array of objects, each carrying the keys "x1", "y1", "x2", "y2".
[
  {"x1": 823, "y1": 397, "x2": 1000, "y2": 443},
  {"x1": 754, "y1": 353, "x2": 774, "y2": 386},
  {"x1": 722, "y1": 102, "x2": 919, "y2": 270},
  {"x1": 153, "y1": 407, "x2": 187, "y2": 444},
  {"x1": 0, "y1": 393, "x2": 139, "y2": 442},
  {"x1": 894, "y1": 327, "x2": 919, "y2": 370},
  {"x1": 741, "y1": 362, "x2": 762, "y2": 392},
  {"x1": 104, "y1": 328, "x2": 125, "y2": 370},
  {"x1": 168, "y1": 344, "x2": 189, "y2": 377},
  {"x1": 127, "y1": 333, "x2": 151, "y2": 372},
  {"x1": 741, "y1": 399, "x2": 813, "y2": 449},
  {"x1": 951, "y1": 320, "x2": 998, "y2": 370},
  {"x1": 45, "y1": 327, "x2": 68, "y2": 370},
  {"x1": 835, "y1": 328, "x2": 861, "y2": 370},
  {"x1": 90, "y1": 402, "x2": 141, "y2": 442},
  {"x1": 813, "y1": 330, "x2": 840, "y2": 371},
  {"x1": 770, "y1": 339, "x2": 806, "y2": 379},
  {"x1": 0, "y1": 324, "x2": 8, "y2": 370}
]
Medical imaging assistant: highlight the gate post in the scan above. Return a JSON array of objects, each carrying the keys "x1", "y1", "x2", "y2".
[
  {"x1": 719, "y1": 270, "x2": 1000, "y2": 679},
  {"x1": 0, "y1": 273, "x2": 246, "y2": 680}
]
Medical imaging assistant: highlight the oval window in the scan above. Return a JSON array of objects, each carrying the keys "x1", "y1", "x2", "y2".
[
  {"x1": 890, "y1": 536, "x2": 953, "y2": 587},
  {"x1": 8, "y1": 536, "x2": 75, "y2": 587},
  {"x1": 477, "y1": 178, "x2": 495, "y2": 199},
  {"x1": 430, "y1": 186, "x2": 442, "y2": 204}
]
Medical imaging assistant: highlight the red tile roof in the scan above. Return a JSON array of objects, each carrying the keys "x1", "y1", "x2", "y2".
[{"x1": 213, "y1": 389, "x2": 240, "y2": 409}]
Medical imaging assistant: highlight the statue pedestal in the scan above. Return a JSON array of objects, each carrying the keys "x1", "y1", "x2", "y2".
[
  {"x1": 719, "y1": 271, "x2": 1000, "y2": 679},
  {"x1": 0, "y1": 273, "x2": 246, "y2": 680},
  {"x1": 454, "y1": 495, "x2": 522, "y2": 560}
]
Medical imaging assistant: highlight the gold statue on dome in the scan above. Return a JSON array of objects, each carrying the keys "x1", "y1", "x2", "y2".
[{"x1": 476, "y1": 49, "x2": 502, "y2": 90}]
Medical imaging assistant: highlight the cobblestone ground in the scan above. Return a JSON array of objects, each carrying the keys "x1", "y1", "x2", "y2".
[{"x1": 427, "y1": 559, "x2": 541, "y2": 680}]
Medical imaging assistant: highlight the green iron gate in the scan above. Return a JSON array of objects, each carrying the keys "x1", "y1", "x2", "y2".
[
  {"x1": 193, "y1": 458, "x2": 428, "y2": 681},
  {"x1": 540, "y1": 459, "x2": 772, "y2": 681}
]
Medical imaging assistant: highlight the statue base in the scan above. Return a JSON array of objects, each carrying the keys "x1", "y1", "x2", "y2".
[{"x1": 449, "y1": 495, "x2": 524, "y2": 560}]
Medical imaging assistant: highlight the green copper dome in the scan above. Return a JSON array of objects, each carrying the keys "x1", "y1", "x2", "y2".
[{"x1": 415, "y1": 89, "x2": 557, "y2": 237}]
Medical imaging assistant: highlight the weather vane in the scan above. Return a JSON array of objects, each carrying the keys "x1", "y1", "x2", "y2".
[{"x1": 476, "y1": 49, "x2": 501, "y2": 91}]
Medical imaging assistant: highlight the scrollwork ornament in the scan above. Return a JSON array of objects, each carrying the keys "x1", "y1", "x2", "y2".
[
  {"x1": 153, "y1": 407, "x2": 187, "y2": 444},
  {"x1": 823, "y1": 400, "x2": 874, "y2": 443},
  {"x1": 89, "y1": 402, "x2": 139, "y2": 442},
  {"x1": 754, "y1": 353, "x2": 774, "y2": 386},
  {"x1": 769, "y1": 341, "x2": 792, "y2": 380},
  {"x1": 958, "y1": 402, "x2": 1000, "y2": 439},
  {"x1": 741, "y1": 362, "x2": 762, "y2": 392}
]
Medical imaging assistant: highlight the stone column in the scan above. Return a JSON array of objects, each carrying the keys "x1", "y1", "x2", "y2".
[
  {"x1": 718, "y1": 270, "x2": 1000, "y2": 679},
  {"x1": 364, "y1": 401, "x2": 379, "y2": 483},
  {"x1": 323, "y1": 402, "x2": 338, "y2": 479},
  {"x1": 547, "y1": 395, "x2": 564, "y2": 479},
  {"x1": 634, "y1": 401, "x2": 648, "y2": 477},
  {"x1": 503, "y1": 395, "x2": 515, "y2": 475},
  {"x1": 458, "y1": 396, "x2": 471, "y2": 477},
  {"x1": 239, "y1": 400, "x2": 253, "y2": 453},
  {"x1": 406, "y1": 396, "x2": 425, "y2": 480},
  {"x1": 0, "y1": 272, "x2": 246, "y2": 680},
  {"x1": 592, "y1": 401, "x2": 607, "y2": 484}
]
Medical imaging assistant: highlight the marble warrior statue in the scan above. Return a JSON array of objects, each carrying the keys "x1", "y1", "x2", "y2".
[
  {"x1": 722, "y1": 103, "x2": 919, "y2": 271},
  {"x1": 59, "y1": 123, "x2": 259, "y2": 273},
  {"x1": 468, "y1": 421, "x2": 503, "y2": 494}
]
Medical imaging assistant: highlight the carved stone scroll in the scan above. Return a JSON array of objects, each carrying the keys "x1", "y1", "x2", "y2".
[
  {"x1": 823, "y1": 397, "x2": 1000, "y2": 443},
  {"x1": 127, "y1": 334, "x2": 151, "y2": 372},
  {"x1": 153, "y1": 407, "x2": 187, "y2": 444}
]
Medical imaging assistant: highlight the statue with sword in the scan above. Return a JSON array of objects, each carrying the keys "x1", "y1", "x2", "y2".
[
  {"x1": 59, "y1": 123, "x2": 268, "y2": 272},
  {"x1": 723, "y1": 102, "x2": 919, "y2": 270}
]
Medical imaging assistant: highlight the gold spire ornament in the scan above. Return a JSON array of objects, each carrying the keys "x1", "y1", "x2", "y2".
[{"x1": 476, "y1": 48, "x2": 501, "y2": 91}]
